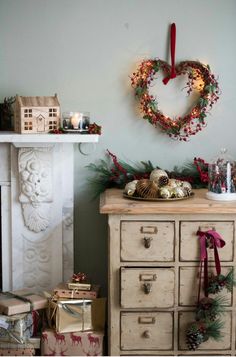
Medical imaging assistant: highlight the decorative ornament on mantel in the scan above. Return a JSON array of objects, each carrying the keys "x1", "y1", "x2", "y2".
[
  {"x1": 18, "y1": 147, "x2": 53, "y2": 233},
  {"x1": 206, "y1": 148, "x2": 236, "y2": 201},
  {"x1": 130, "y1": 23, "x2": 220, "y2": 141}
]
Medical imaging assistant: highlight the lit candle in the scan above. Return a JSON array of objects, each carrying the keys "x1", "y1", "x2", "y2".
[
  {"x1": 71, "y1": 112, "x2": 82, "y2": 129},
  {"x1": 227, "y1": 161, "x2": 231, "y2": 193}
]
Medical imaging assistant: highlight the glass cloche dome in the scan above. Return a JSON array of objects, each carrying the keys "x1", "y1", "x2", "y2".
[{"x1": 206, "y1": 148, "x2": 236, "y2": 201}]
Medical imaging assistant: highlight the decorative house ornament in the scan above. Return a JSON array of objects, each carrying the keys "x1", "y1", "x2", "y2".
[
  {"x1": 18, "y1": 147, "x2": 53, "y2": 232},
  {"x1": 14, "y1": 94, "x2": 60, "y2": 133},
  {"x1": 130, "y1": 23, "x2": 220, "y2": 140},
  {"x1": 206, "y1": 148, "x2": 236, "y2": 201}
]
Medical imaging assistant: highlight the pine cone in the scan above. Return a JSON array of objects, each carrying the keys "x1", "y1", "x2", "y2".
[
  {"x1": 158, "y1": 175, "x2": 169, "y2": 187},
  {"x1": 186, "y1": 327, "x2": 205, "y2": 350},
  {"x1": 196, "y1": 297, "x2": 217, "y2": 321},
  {"x1": 208, "y1": 276, "x2": 225, "y2": 294}
]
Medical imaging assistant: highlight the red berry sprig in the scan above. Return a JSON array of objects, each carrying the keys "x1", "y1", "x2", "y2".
[
  {"x1": 194, "y1": 157, "x2": 209, "y2": 183},
  {"x1": 88, "y1": 123, "x2": 102, "y2": 135}
]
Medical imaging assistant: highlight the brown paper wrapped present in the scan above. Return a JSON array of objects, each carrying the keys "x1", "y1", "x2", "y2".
[
  {"x1": 41, "y1": 328, "x2": 104, "y2": 356},
  {"x1": 48, "y1": 298, "x2": 106, "y2": 333},
  {"x1": 0, "y1": 341, "x2": 35, "y2": 356},
  {"x1": 0, "y1": 290, "x2": 48, "y2": 316},
  {"x1": 53, "y1": 283, "x2": 100, "y2": 299}
]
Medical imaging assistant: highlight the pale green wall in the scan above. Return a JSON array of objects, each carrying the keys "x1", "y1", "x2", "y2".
[{"x1": 1, "y1": 0, "x2": 236, "y2": 295}]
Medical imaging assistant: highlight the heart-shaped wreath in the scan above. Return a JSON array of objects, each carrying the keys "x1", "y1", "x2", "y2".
[{"x1": 131, "y1": 25, "x2": 220, "y2": 141}]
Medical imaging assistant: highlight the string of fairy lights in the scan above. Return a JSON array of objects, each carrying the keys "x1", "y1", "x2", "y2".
[{"x1": 131, "y1": 59, "x2": 220, "y2": 141}]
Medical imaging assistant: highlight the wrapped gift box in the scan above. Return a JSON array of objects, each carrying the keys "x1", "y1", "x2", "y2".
[
  {"x1": 0, "y1": 290, "x2": 48, "y2": 316},
  {"x1": 0, "y1": 312, "x2": 33, "y2": 343},
  {"x1": 0, "y1": 341, "x2": 35, "y2": 356},
  {"x1": 53, "y1": 283, "x2": 100, "y2": 299},
  {"x1": 48, "y1": 298, "x2": 106, "y2": 333},
  {"x1": 26, "y1": 337, "x2": 40, "y2": 349},
  {"x1": 67, "y1": 282, "x2": 91, "y2": 290},
  {"x1": 41, "y1": 328, "x2": 104, "y2": 356}
]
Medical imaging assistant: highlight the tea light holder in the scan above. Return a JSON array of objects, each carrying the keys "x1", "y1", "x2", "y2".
[{"x1": 62, "y1": 112, "x2": 90, "y2": 132}]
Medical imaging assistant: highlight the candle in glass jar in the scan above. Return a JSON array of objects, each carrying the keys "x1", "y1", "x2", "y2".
[{"x1": 71, "y1": 113, "x2": 81, "y2": 129}]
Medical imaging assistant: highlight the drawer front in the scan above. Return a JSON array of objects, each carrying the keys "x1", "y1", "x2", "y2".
[
  {"x1": 179, "y1": 266, "x2": 232, "y2": 306},
  {"x1": 121, "y1": 312, "x2": 173, "y2": 350},
  {"x1": 180, "y1": 221, "x2": 234, "y2": 261},
  {"x1": 121, "y1": 221, "x2": 175, "y2": 262},
  {"x1": 121, "y1": 268, "x2": 175, "y2": 308},
  {"x1": 178, "y1": 311, "x2": 232, "y2": 350}
]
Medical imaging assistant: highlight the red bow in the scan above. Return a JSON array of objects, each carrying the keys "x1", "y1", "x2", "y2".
[
  {"x1": 197, "y1": 229, "x2": 225, "y2": 298},
  {"x1": 72, "y1": 272, "x2": 87, "y2": 283},
  {"x1": 163, "y1": 23, "x2": 177, "y2": 85}
]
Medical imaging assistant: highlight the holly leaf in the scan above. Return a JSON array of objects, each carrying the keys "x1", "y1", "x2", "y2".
[
  {"x1": 199, "y1": 112, "x2": 207, "y2": 123},
  {"x1": 205, "y1": 84, "x2": 217, "y2": 94},
  {"x1": 199, "y1": 98, "x2": 208, "y2": 108},
  {"x1": 153, "y1": 62, "x2": 160, "y2": 72},
  {"x1": 205, "y1": 85, "x2": 212, "y2": 93},
  {"x1": 148, "y1": 102, "x2": 157, "y2": 111},
  {"x1": 135, "y1": 86, "x2": 145, "y2": 97}
]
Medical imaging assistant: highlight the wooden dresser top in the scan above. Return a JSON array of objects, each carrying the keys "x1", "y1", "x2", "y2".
[{"x1": 100, "y1": 188, "x2": 236, "y2": 215}]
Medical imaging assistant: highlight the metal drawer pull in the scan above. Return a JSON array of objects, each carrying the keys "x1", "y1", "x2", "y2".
[
  {"x1": 140, "y1": 273, "x2": 157, "y2": 281},
  {"x1": 140, "y1": 226, "x2": 158, "y2": 234},
  {"x1": 142, "y1": 330, "x2": 151, "y2": 339},
  {"x1": 143, "y1": 237, "x2": 153, "y2": 248},
  {"x1": 143, "y1": 283, "x2": 152, "y2": 294},
  {"x1": 138, "y1": 317, "x2": 156, "y2": 324},
  {"x1": 198, "y1": 226, "x2": 216, "y2": 232}
]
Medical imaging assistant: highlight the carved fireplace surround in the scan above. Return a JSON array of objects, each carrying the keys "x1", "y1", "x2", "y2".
[{"x1": 0, "y1": 132, "x2": 99, "y2": 291}]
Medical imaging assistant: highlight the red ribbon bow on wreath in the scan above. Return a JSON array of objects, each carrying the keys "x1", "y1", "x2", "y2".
[
  {"x1": 197, "y1": 229, "x2": 225, "y2": 299},
  {"x1": 163, "y1": 23, "x2": 177, "y2": 85}
]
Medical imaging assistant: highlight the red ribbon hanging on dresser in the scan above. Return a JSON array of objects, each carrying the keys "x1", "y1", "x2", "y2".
[{"x1": 197, "y1": 229, "x2": 225, "y2": 301}]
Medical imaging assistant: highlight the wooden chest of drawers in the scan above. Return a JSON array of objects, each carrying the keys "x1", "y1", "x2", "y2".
[{"x1": 100, "y1": 188, "x2": 236, "y2": 355}]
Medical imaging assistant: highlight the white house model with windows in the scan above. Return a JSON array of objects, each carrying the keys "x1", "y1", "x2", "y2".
[{"x1": 14, "y1": 94, "x2": 60, "y2": 133}]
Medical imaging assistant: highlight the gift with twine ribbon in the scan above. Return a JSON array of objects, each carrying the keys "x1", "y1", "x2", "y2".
[
  {"x1": 53, "y1": 283, "x2": 100, "y2": 300},
  {"x1": 0, "y1": 290, "x2": 48, "y2": 316}
]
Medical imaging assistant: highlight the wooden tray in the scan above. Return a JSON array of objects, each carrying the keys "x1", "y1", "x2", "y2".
[{"x1": 123, "y1": 192, "x2": 194, "y2": 202}]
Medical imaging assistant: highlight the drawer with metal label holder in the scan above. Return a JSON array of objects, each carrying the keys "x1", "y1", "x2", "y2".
[{"x1": 120, "y1": 267, "x2": 175, "y2": 308}]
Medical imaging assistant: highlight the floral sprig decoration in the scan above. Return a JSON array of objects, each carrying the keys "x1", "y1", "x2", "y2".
[
  {"x1": 49, "y1": 127, "x2": 65, "y2": 134},
  {"x1": 88, "y1": 122, "x2": 102, "y2": 135},
  {"x1": 131, "y1": 59, "x2": 220, "y2": 141},
  {"x1": 194, "y1": 157, "x2": 209, "y2": 183}
]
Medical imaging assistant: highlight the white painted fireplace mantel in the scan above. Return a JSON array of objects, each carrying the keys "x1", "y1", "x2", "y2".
[{"x1": 0, "y1": 132, "x2": 99, "y2": 291}]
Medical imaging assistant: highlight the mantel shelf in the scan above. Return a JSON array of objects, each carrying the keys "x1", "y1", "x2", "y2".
[{"x1": 0, "y1": 131, "x2": 99, "y2": 144}]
